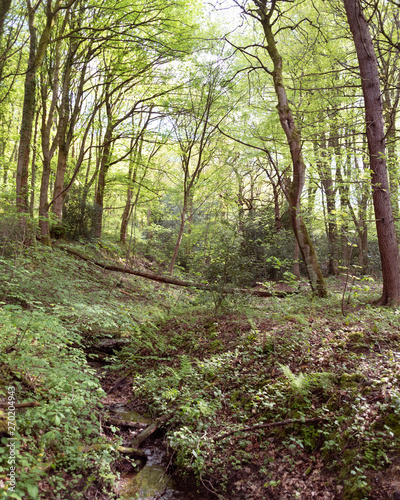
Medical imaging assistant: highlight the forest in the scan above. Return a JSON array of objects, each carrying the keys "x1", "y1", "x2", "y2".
[{"x1": 1, "y1": 0, "x2": 400, "y2": 498}]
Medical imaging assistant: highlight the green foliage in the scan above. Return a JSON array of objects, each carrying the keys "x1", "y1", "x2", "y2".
[
  {"x1": 0, "y1": 209, "x2": 37, "y2": 258},
  {"x1": 0, "y1": 306, "x2": 118, "y2": 498},
  {"x1": 62, "y1": 186, "x2": 96, "y2": 240},
  {"x1": 280, "y1": 365, "x2": 336, "y2": 396},
  {"x1": 0, "y1": 244, "x2": 170, "y2": 497}
]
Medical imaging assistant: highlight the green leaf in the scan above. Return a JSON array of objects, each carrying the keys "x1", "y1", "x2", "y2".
[{"x1": 26, "y1": 484, "x2": 39, "y2": 498}]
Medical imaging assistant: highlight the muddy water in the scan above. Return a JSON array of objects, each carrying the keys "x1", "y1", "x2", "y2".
[
  {"x1": 118, "y1": 445, "x2": 177, "y2": 500},
  {"x1": 112, "y1": 407, "x2": 211, "y2": 500},
  {"x1": 113, "y1": 407, "x2": 152, "y2": 424}
]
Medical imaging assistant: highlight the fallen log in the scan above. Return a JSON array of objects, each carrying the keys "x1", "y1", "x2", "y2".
[
  {"x1": 129, "y1": 414, "x2": 170, "y2": 448},
  {"x1": 213, "y1": 416, "x2": 329, "y2": 442},
  {"x1": 78, "y1": 443, "x2": 146, "y2": 459},
  {"x1": 0, "y1": 401, "x2": 40, "y2": 408},
  {"x1": 59, "y1": 246, "x2": 293, "y2": 298}
]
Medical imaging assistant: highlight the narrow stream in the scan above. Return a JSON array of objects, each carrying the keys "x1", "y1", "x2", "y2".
[
  {"x1": 117, "y1": 445, "x2": 177, "y2": 500},
  {"x1": 90, "y1": 352, "x2": 214, "y2": 499},
  {"x1": 110, "y1": 406, "x2": 212, "y2": 500}
]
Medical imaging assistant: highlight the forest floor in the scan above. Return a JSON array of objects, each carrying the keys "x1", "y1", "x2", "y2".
[{"x1": 1, "y1": 241, "x2": 400, "y2": 499}]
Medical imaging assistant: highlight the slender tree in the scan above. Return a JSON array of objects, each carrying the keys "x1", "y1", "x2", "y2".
[
  {"x1": 167, "y1": 66, "x2": 228, "y2": 275},
  {"x1": 243, "y1": 0, "x2": 328, "y2": 297}
]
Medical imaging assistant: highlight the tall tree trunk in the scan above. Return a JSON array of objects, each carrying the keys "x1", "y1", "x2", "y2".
[
  {"x1": 38, "y1": 27, "x2": 63, "y2": 245},
  {"x1": 91, "y1": 105, "x2": 112, "y2": 239},
  {"x1": 16, "y1": 0, "x2": 56, "y2": 213},
  {"x1": 356, "y1": 152, "x2": 369, "y2": 273},
  {"x1": 383, "y1": 80, "x2": 400, "y2": 237},
  {"x1": 257, "y1": 5, "x2": 327, "y2": 297},
  {"x1": 293, "y1": 239, "x2": 300, "y2": 279},
  {"x1": 16, "y1": 3, "x2": 37, "y2": 213},
  {"x1": 343, "y1": 0, "x2": 400, "y2": 305},
  {"x1": 53, "y1": 37, "x2": 88, "y2": 222},
  {"x1": 325, "y1": 130, "x2": 339, "y2": 275},
  {"x1": 120, "y1": 170, "x2": 135, "y2": 245},
  {"x1": 0, "y1": 0, "x2": 11, "y2": 41},
  {"x1": 29, "y1": 110, "x2": 40, "y2": 215},
  {"x1": 120, "y1": 111, "x2": 152, "y2": 244}
]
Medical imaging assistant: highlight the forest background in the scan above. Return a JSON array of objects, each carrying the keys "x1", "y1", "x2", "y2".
[
  {"x1": 2, "y1": 0, "x2": 400, "y2": 499},
  {"x1": 2, "y1": 0, "x2": 400, "y2": 296}
]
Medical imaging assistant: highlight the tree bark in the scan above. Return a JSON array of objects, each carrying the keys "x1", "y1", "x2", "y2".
[
  {"x1": 169, "y1": 197, "x2": 188, "y2": 275},
  {"x1": 53, "y1": 37, "x2": 88, "y2": 223},
  {"x1": 0, "y1": 0, "x2": 11, "y2": 41},
  {"x1": 91, "y1": 92, "x2": 113, "y2": 239},
  {"x1": 16, "y1": 2, "x2": 37, "y2": 213},
  {"x1": 323, "y1": 130, "x2": 339, "y2": 275},
  {"x1": 38, "y1": 26, "x2": 64, "y2": 245},
  {"x1": 343, "y1": 0, "x2": 400, "y2": 305},
  {"x1": 120, "y1": 111, "x2": 152, "y2": 244},
  {"x1": 382, "y1": 77, "x2": 400, "y2": 236}
]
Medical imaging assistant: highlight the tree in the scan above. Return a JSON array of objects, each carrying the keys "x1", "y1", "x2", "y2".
[
  {"x1": 343, "y1": 0, "x2": 400, "y2": 305},
  {"x1": 16, "y1": 0, "x2": 76, "y2": 214},
  {"x1": 234, "y1": 0, "x2": 328, "y2": 297},
  {"x1": 166, "y1": 65, "x2": 229, "y2": 275}
]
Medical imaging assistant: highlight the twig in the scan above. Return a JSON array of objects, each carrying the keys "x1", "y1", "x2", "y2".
[{"x1": 213, "y1": 416, "x2": 329, "y2": 441}]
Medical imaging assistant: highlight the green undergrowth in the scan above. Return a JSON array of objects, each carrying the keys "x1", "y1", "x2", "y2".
[
  {"x1": 0, "y1": 306, "x2": 117, "y2": 499},
  {"x1": 121, "y1": 288, "x2": 400, "y2": 499},
  {"x1": 0, "y1": 242, "x2": 179, "y2": 499},
  {"x1": 1, "y1": 242, "x2": 400, "y2": 499}
]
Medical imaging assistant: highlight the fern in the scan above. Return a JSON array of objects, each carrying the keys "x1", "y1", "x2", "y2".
[
  {"x1": 280, "y1": 365, "x2": 335, "y2": 396},
  {"x1": 280, "y1": 364, "x2": 310, "y2": 395},
  {"x1": 166, "y1": 355, "x2": 193, "y2": 386}
]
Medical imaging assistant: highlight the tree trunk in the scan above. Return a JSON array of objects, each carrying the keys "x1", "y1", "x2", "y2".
[
  {"x1": 91, "y1": 116, "x2": 112, "y2": 239},
  {"x1": 16, "y1": 0, "x2": 56, "y2": 213},
  {"x1": 293, "y1": 239, "x2": 300, "y2": 279},
  {"x1": 169, "y1": 198, "x2": 187, "y2": 275},
  {"x1": 53, "y1": 38, "x2": 87, "y2": 222},
  {"x1": 38, "y1": 31, "x2": 63, "y2": 245},
  {"x1": 120, "y1": 117, "x2": 147, "y2": 244},
  {"x1": 120, "y1": 181, "x2": 134, "y2": 244},
  {"x1": 29, "y1": 111, "x2": 39, "y2": 216},
  {"x1": 16, "y1": 4, "x2": 37, "y2": 213},
  {"x1": 0, "y1": 0, "x2": 11, "y2": 41},
  {"x1": 325, "y1": 130, "x2": 339, "y2": 275},
  {"x1": 53, "y1": 141, "x2": 68, "y2": 222},
  {"x1": 383, "y1": 81, "x2": 400, "y2": 237},
  {"x1": 257, "y1": 7, "x2": 327, "y2": 297},
  {"x1": 356, "y1": 152, "x2": 369, "y2": 274},
  {"x1": 343, "y1": 0, "x2": 400, "y2": 305}
]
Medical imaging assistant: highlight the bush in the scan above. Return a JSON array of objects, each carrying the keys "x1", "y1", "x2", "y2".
[
  {"x1": 0, "y1": 209, "x2": 36, "y2": 257},
  {"x1": 62, "y1": 187, "x2": 96, "y2": 240}
]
